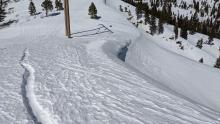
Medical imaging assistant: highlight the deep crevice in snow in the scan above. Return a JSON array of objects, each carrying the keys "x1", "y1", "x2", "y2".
[
  {"x1": 20, "y1": 49, "x2": 58, "y2": 124},
  {"x1": 117, "y1": 41, "x2": 131, "y2": 61}
]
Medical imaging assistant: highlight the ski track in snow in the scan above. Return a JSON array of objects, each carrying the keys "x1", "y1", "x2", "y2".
[{"x1": 20, "y1": 49, "x2": 58, "y2": 124}]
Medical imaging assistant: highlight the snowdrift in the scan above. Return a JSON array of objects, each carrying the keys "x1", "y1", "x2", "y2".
[{"x1": 126, "y1": 31, "x2": 220, "y2": 113}]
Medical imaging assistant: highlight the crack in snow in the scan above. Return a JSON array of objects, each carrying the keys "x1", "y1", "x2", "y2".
[
  {"x1": 118, "y1": 41, "x2": 131, "y2": 61},
  {"x1": 20, "y1": 49, "x2": 58, "y2": 124}
]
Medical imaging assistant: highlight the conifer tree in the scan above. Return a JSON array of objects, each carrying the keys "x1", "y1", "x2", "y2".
[
  {"x1": 202, "y1": 22, "x2": 207, "y2": 34},
  {"x1": 55, "y1": 0, "x2": 63, "y2": 11},
  {"x1": 135, "y1": 0, "x2": 143, "y2": 19},
  {"x1": 180, "y1": 22, "x2": 188, "y2": 39},
  {"x1": 128, "y1": 10, "x2": 132, "y2": 16},
  {"x1": 214, "y1": 56, "x2": 220, "y2": 68},
  {"x1": 119, "y1": 5, "x2": 123, "y2": 12},
  {"x1": 0, "y1": 0, "x2": 6, "y2": 22},
  {"x1": 196, "y1": 38, "x2": 203, "y2": 49},
  {"x1": 144, "y1": 10, "x2": 150, "y2": 25},
  {"x1": 207, "y1": 36, "x2": 214, "y2": 45},
  {"x1": 144, "y1": 2, "x2": 149, "y2": 13},
  {"x1": 124, "y1": 7, "x2": 128, "y2": 12},
  {"x1": 217, "y1": 4, "x2": 220, "y2": 18},
  {"x1": 174, "y1": 23, "x2": 178, "y2": 40},
  {"x1": 161, "y1": 2, "x2": 172, "y2": 22},
  {"x1": 28, "y1": 0, "x2": 36, "y2": 16},
  {"x1": 88, "y1": 2, "x2": 97, "y2": 19},
  {"x1": 41, "y1": 0, "x2": 53, "y2": 16},
  {"x1": 158, "y1": 18, "x2": 164, "y2": 34},
  {"x1": 199, "y1": 58, "x2": 203, "y2": 63},
  {"x1": 189, "y1": 14, "x2": 197, "y2": 35},
  {"x1": 204, "y1": 4, "x2": 209, "y2": 14},
  {"x1": 150, "y1": 16, "x2": 157, "y2": 35}
]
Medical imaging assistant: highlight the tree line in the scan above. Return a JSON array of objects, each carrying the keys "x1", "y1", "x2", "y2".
[
  {"x1": 29, "y1": 0, "x2": 64, "y2": 16},
  {"x1": 121, "y1": 0, "x2": 220, "y2": 69},
  {"x1": 0, "y1": 0, "x2": 64, "y2": 23},
  {"x1": 0, "y1": 0, "x2": 6, "y2": 22},
  {"x1": 122, "y1": 0, "x2": 220, "y2": 39}
]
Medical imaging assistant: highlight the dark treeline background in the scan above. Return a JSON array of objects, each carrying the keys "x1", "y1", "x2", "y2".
[{"x1": 122, "y1": 0, "x2": 220, "y2": 39}]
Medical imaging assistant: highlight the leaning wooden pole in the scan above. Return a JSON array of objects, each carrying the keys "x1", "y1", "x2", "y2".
[{"x1": 64, "y1": 0, "x2": 71, "y2": 38}]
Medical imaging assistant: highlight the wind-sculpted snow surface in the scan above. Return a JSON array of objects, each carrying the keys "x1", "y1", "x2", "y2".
[
  {"x1": 126, "y1": 31, "x2": 220, "y2": 114},
  {"x1": 20, "y1": 49, "x2": 58, "y2": 124},
  {"x1": 109, "y1": 0, "x2": 220, "y2": 117},
  {"x1": 0, "y1": 0, "x2": 220, "y2": 123}
]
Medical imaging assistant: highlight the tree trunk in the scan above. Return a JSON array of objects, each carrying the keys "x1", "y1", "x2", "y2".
[{"x1": 46, "y1": 10, "x2": 48, "y2": 16}]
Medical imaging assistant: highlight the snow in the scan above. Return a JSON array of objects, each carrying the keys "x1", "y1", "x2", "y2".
[
  {"x1": 0, "y1": 0, "x2": 220, "y2": 124},
  {"x1": 113, "y1": 1, "x2": 220, "y2": 113},
  {"x1": 126, "y1": 31, "x2": 220, "y2": 113},
  {"x1": 20, "y1": 49, "x2": 58, "y2": 124},
  {"x1": 117, "y1": 0, "x2": 220, "y2": 66}
]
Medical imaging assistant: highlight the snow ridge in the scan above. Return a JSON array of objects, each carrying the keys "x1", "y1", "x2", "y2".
[{"x1": 20, "y1": 49, "x2": 58, "y2": 124}]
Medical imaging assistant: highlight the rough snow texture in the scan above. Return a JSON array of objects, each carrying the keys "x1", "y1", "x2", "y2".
[
  {"x1": 20, "y1": 49, "x2": 58, "y2": 124},
  {"x1": 0, "y1": 0, "x2": 220, "y2": 124},
  {"x1": 114, "y1": 1, "x2": 220, "y2": 113}
]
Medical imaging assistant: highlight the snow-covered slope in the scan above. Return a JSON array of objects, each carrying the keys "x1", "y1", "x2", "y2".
[
  {"x1": 126, "y1": 30, "x2": 220, "y2": 113},
  {"x1": 0, "y1": 0, "x2": 220, "y2": 124},
  {"x1": 112, "y1": 0, "x2": 220, "y2": 114},
  {"x1": 116, "y1": 1, "x2": 220, "y2": 66}
]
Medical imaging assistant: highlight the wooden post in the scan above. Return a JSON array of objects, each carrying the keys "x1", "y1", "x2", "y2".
[{"x1": 64, "y1": 0, "x2": 71, "y2": 38}]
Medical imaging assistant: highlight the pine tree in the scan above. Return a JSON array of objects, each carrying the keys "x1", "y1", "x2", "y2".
[
  {"x1": 158, "y1": 18, "x2": 164, "y2": 34},
  {"x1": 144, "y1": 10, "x2": 150, "y2": 25},
  {"x1": 150, "y1": 16, "x2": 157, "y2": 35},
  {"x1": 204, "y1": 4, "x2": 209, "y2": 14},
  {"x1": 88, "y1": 2, "x2": 97, "y2": 19},
  {"x1": 174, "y1": 24, "x2": 178, "y2": 40},
  {"x1": 180, "y1": 22, "x2": 188, "y2": 40},
  {"x1": 199, "y1": 58, "x2": 203, "y2": 63},
  {"x1": 207, "y1": 36, "x2": 214, "y2": 45},
  {"x1": 119, "y1": 5, "x2": 123, "y2": 12},
  {"x1": 0, "y1": 0, "x2": 6, "y2": 22},
  {"x1": 190, "y1": 12, "x2": 198, "y2": 34},
  {"x1": 55, "y1": 0, "x2": 63, "y2": 11},
  {"x1": 196, "y1": 38, "x2": 203, "y2": 49},
  {"x1": 128, "y1": 10, "x2": 132, "y2": 16},
  {"x1": 214, "y1": 56, "x2": 220, "y2": 68},
  {"x1": 41, "y1": 0, "x2": 53, "y2": 16},
  {"x1": 202, "y1": 22, "x2": 207, "y2": 34},
  {"x1": 28, "y1": 0, "x2": 36, "y2": 16},
  {"x1": 135, "y1": 0, "x2": 143, "y2": 19},
  {"x1": 124, "y1": 7, "x2": 128, "y2": 12}
]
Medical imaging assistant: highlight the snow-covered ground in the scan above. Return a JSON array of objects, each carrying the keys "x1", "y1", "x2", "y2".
[
  {"x1": 116, "y1": 1, "x2": 220, "y2": 66},
  {"x1": 0, "y1": 0, "x2": 220, "y2": 124},
  {"x1": 115, "y1": 0, "x2": 220, "y2": 115}
]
